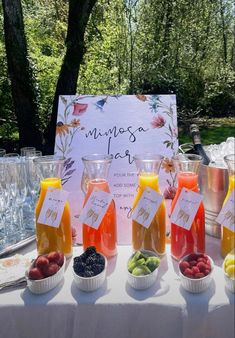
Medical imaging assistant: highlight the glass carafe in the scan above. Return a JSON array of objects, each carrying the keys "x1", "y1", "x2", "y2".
[
  {"x1": 82, "y1": 154, "x2": 117, "y2": 257},
  {"x1": 171, "y1": 154, "x2": 205, "y2": 260},
  {"x1": 132, "y1": 154, "x2": 166, "y2": 255},
  {"x1": 34, "y1": 156, "x2": 72, "y2": 257},
  {"x1": 221, "y1": 154, "x2": 235, "y2": 257}
]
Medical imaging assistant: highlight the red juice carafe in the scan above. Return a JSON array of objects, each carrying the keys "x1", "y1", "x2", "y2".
[
  {"x1": 171, "y1": 154, "x2": 205, "y2": 260},
  {"x1": 81, "y1": 154, "x2": 117, "y2": 257}
]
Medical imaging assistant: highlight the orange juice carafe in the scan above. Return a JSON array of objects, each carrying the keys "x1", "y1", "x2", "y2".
[
  {"x1": 82, "y1": 154, "x2": 117, "y2": 257},
  {"x1": 34, "y1": 156, "x2": 72, "y2": 257},
  {"x1": 171, "y1": 154, "x2": 205, "y2": 260},
  {"x1": 221, "y1": 154, "x2": 235, "y2": 257},
  {"x1": 132, "y1": 154, "x2": 166, "y2": 255}
]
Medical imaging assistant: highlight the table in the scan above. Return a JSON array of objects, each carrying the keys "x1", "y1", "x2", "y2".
[{"x1": 0, "y1": 236, "x2": 234, "y2": 338}]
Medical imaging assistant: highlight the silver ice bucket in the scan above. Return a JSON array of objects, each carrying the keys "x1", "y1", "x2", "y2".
[{"x1": 199, "y1": 164, "x2": 228, "y2": 238}]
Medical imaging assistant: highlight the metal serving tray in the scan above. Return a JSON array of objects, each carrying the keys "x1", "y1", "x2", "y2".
[{"x1": 0, "y1": 235, "x2": 36, "y2": 258}]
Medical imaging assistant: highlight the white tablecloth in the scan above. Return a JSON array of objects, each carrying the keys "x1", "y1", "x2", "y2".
[{"x1": 0, "y1": 236, "x2": 234, "y2": 338}]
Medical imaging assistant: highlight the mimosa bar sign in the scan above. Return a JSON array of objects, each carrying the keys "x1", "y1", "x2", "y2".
[{"x1": 54, "y1": 95, "x2": 178, "y2": 244}]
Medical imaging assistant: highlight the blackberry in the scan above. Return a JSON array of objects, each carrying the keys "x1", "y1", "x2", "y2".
[
  {"x1": 77, "y1": 271, "x2": 85, "y2": 277},
  {"x1": 92, "y1": 264, "x2": 104, "y2": 276},
  {"x1": 73, "y1": 262, "x2": 86, "y2": 274},
  {"x1": 84, "y1": 270, "x2": 95, "y2": 277},
  {"x1": 96, "y1": 253, "x2": 105, "y2": 266},
  {"x1": 86, "y1": 255, "x2": 97, "y2": 266},
  {"x1": 80, "y1": 252, "x2": 87, "y2": 262},
  {"x1": 85, "y1": 246, "x2": 97, "y2": 256},
  {"x1": 73, "y1": 256, "x2": 82, "y2": 265},
  {"x1": 84, "y1": 265, "x2": 92, "y2": 271}
]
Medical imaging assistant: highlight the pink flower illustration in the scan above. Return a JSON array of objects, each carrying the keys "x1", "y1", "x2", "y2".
[
  {"x1": 164, "y1": 186, "x2": 177, "y2": 200},
  {"x1": 72, "y1": 103, "x2": 88, "y2": 116},
  {"x1": 151, "y1": 114, "x2": 166, "y2": 128}
]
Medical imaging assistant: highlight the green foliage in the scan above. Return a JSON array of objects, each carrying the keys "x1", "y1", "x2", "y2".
[{"x1": 0, "y1": 0, "x2": 234, "y2": 148}]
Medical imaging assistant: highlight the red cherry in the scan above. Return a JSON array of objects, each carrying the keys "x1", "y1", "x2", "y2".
[
  {"x1": 43, "y1": 263, "x2": 60, "y2": 277},
  {"x1": 28, "y1": 268, "x2": 44, "y2": 280},
  {"x1": 35, "y1": 256, "x2": 49, "y2": 270},
  {"x1": 47, "y1": 252, "x2": 60, "y2": 264}
]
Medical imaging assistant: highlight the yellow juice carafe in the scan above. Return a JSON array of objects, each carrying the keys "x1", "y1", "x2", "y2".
[
  {"x1": 221, "y1": 154, "x2": 235, "y2": 257},
  {"x1": 34, "y1": 156, "x2": 72, "y2": 257},
  {"x1": 132, "y1": 154, "x2": 166, "y2": 255}
]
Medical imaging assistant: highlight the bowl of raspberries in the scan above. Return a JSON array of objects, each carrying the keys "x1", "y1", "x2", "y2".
[
  {"x1": 73, "y1": 246, "x2": 107, "y2": 292},
  {"x1": 26, "y1": 251, "x2": 65, "y2": 294},
  {"x1": 178, "y1": 253, "x2": 214, "y2": 293}
]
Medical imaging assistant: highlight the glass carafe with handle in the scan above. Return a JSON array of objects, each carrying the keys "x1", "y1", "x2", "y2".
[
  {"x1": 34, "y1": 156, "x2": 72, "y2": 257},
  {"x1": 81, "y1": 154, "x2": 117, "y2": 257},
  {"x1": 221, "y1": 154, "x2": 235, "y2": 257},
  {"x1": 171, "y1": 154, "x2": 205, "y2": 260},
  {"x1": 132, "y1": 154, "x2": 166, "y2": 255}
]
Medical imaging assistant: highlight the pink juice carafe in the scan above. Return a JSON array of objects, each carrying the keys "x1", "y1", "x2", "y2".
[
  {"x1": 81, "y1": 154, "x2": 117, "y2": 257},
  {"x1": 171, "y1": 154, "x2": 205, "y2": 260}
]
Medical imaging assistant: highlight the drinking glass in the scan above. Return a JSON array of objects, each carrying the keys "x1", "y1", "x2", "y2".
[
  {"x1": 4, "y1": 153, "x2": 20, "y2": 158},
  {"x1": 7, "y1": 160, "x2": 28, "y2": 242},
  {"x1": 20, "y1": 147, "x2": 36, "y2": 157},
  {"x1": 23, "y1": 151, "x2": 42, "y2": 232},
  {"x1": 0, "y1": 149, "x2": 6, "y2": 157},
  {"x1": 0, "y1": 161, "x2": 10, "y2": 249}
]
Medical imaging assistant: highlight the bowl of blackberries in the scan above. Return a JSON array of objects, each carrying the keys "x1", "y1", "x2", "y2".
[{"x1": 73, "y1": 246, "x2": 107, "y2": 292}]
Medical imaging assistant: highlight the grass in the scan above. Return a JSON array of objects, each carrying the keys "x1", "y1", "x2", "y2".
[{"x1": 179, "y1": 118, "x2": 235, "y2": 145}]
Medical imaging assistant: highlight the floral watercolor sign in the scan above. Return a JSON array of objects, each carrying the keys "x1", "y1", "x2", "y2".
[{"x1": 54, "y1": 95, "x2": 178, "y2": 244}]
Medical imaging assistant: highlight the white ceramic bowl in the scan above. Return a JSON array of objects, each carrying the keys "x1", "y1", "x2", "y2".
[
  {"x1": 26, "y1": 258, "x2": 65, "y2": 294},
  {"x1": 127, "y1": 250, "x2": 160, "y2": 290},
  {"x1": 223, "y1": 261, "x2": 235, "y2": 293},
  {"x1": 73, "y1": 255, "x2": 107, "y2": 292},
  {"x1": 179, "y1": 254, "x2": 214, "y2": 293}
]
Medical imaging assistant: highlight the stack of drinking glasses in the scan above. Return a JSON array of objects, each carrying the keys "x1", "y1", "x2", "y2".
[{"x1": 0, "y1": 147, "x2": 42, "y2": 252}]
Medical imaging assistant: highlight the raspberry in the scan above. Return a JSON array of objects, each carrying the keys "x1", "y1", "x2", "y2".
[
  {"x1": 189, "y1": 260, "x2": 197, "y2": 267},
  {"x1": 197, "y1": 257, "x2": 207, "y2": 263},
  {"x1": 192, "y1": 266, "x2": 200, "y2": 274},
  {"x1": 195, "y1": 272, "x2": 205, "y2": 279},
  {"x1": 187, "y1": 254, "x2": 199, "y2": 261},
  {"x1": 204, "y1": 269, "x2": 210, "y2": 276},
  {"x1": 184, "y1": 268, "x2": 193, "y2": 277},
  {"x1": 197, "y1": 262, "x2": 207, "y2": 272},
  {"x1": 179, "y1": 261, "x2": 190, "y2": 272}
]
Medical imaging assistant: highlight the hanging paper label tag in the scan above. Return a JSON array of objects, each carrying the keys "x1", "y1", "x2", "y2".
[
  {"x1": 37, "y1": 188, "x2": 69, "y2": 228},
  {"x1": 132, "y1": 187, "x2": 163, "y2": 229},
  {"x1": 216, "y1": 190, "x2": 235, "y2": 233},
  {"x1": 171, "y1": 188, "x2": 203, "y2": 230},
  {"x1": 79, "y1": 189, "x2": 113, "y2": 229}
]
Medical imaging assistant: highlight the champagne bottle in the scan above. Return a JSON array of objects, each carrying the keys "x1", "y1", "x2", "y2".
[{"x1": 189, "y1": 124, "x2": 210, "y2": 165}]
